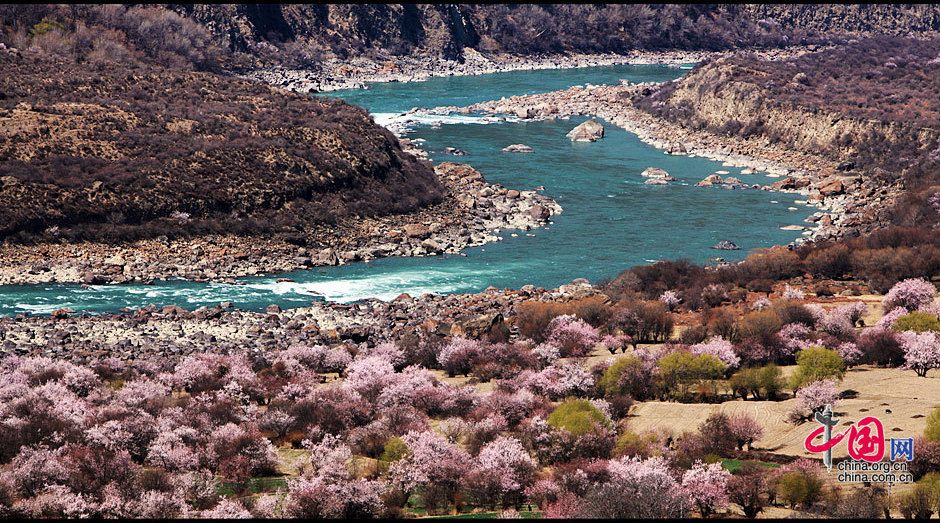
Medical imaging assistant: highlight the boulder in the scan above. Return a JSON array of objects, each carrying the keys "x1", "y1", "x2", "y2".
[
  {"x1": 566, "y1": 118, "x2": 604, "y2": 142},
  {"x1": 666, "y1": 142, "x2": 687, "y2": 155},
  {"x1": 772, "y1": 177, "x2": 797, "y2": 190},
  {"x1": 712, "y1": 241, "x2": 740, "y2": 250},
  {"x1": 641, "y1": 167, "x2": 671, "y2": 179},
  {"x1": 50, "y1": 307, "x2": 75, "y2": 319},
  {"x1": 528, "y1": 204, "x2": 551, "y2": 221},
  {"x1": 696, "y1": 174, "x2": 723, "y2": 187},
  {"x1": 723, "y1": 177, "x2": 744, "y2": 186},
  {"x1": 644, "y1": 178, "x2": 668, "y2": 185},
  {"x1": 818, "y1": 178, "x2": 844, "y2": 196},
  {"x1": 265, "y1": 304, "x2": 282, "y2": 314},
  {"x1": 392, "y1": 293, "x2": 413, "y2": 303},
  {"x1": 404, "y1": 223, "x2": 430, "y2": 239},
  {"x1": 514, "y1": 107, "x2": 534, "y2": 119},
  {"x1": 455, "y1": 312, "x2": 505, "y2": 339},
  {"x1": 421, "y1": 239, "x2": 444, "y2": 253},
  {"x1": 502, "y1": 144, "x2": 534, "y2": 153},
  {"x1": 161, "y1": 304, "x2": 188, "y2": 316}
]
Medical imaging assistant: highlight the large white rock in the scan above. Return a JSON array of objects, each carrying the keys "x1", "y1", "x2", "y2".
[
  {"x1": 641, "y1": 167, "x2": 671, "y2": 179},
  {"x1": 566, "y1": 118, "x2": 604, "y2": 142}
]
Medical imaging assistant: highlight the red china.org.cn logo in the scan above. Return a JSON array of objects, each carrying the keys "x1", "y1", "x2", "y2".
[{"x1": 803, "y1": 404, "x2": 914, "y2": 484}]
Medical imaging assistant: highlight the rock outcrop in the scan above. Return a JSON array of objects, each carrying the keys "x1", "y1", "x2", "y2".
[
  {"x1": 566, "y1": 119, "x2": 605, "y2": 142},
  {"x1": 641, "y1": 167, "x2": 672, "y2": 179},
  {"x1": 712, "y1": 240, "x2": 740, "y2": 250}
]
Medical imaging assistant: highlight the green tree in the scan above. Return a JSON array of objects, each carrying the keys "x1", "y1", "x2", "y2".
[
  {"x1": 895, "y1": 473, "x2": 940, "y2": 519},
  {"x1": 599, "y1": 355, "x2": 642, "y2": 397},
  {"x1": 29, "y1": 17, "x2": 66, "y2": 36},
  {"x1": 894, "y1": 311, "x2": 940, "y2": 333},
  {"x1": 730, "y1": 364, "x2": 783, "y2": 400},
  {"x1": 380, "y1": 437, "x2": 409, "y2": 463},
  {"x1": 790, "y1": 347, "x2": 845, "y2": 390},
  {"x1": 777, "y1": 470, "x2": 824, "y2": 509},
  {"x1": 658, "y1": 352, "x2": 726, "y2": 400},
  {"x1": 758, "y1": 364, "x2": 784, "y2": 400},
  {"x1": 926, "y1": 406, "x2": 940, "y2": 442},
  {"x1": 547, "y1": 399, "x2": 611, "y2": 436}
]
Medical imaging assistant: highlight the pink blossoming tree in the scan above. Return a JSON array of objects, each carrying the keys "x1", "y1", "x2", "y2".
[
  {"x1": 682, "y1": 460, "x2": 731, "y2": 517},
  {"x1": 897, "y1": 330, "x2": 940, "y2": 377}
]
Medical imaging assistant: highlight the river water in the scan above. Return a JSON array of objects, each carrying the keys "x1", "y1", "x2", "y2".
[{"x1": 0, "y1": 63, "x2": 814, "y2": 315}]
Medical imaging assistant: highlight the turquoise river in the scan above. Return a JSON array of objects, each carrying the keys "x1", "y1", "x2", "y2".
[{"x1": 0, "y1": 63, "x2": 815, "y2": 315}]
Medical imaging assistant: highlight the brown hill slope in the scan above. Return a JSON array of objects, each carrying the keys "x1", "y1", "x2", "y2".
[
  {"x1": 7, "y1": 4, "x2": 940, "y2": 69},
  {"x1": 0, "y1": 50, "x2": 442, "y2": 244},
  {"x1": 632, "y1": 36, "x2": 940, "y2": 230}
]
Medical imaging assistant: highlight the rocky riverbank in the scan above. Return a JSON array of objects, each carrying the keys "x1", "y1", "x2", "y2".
[
  {"x1": 244, "y1": 46, "x2": 817, "y2": 93},
  {"x1": 0, "y1": 162, "x2": 560, "y2": 285},
  {"x1": 421, "y1": 81, "x2": 898, "y2": 244},
  {"x1": 0, "y1": 278, "x2": 601, "y2": 364}
]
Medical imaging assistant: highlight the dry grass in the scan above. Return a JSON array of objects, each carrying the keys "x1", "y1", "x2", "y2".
[{"x1": 628, "y1": 364, "x2": 939, "y2": 459}]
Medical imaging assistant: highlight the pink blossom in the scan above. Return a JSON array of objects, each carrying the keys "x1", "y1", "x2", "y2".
[
  {"x1": 528, "y1": 362, "x2": 594, "y2": 400},
  {"x1": 599, "y1": 335, "x2": 630, "y2": 354},
  {"x1": 782, "y1": 285, "x2": 805, "y2": 300},
  {"x1": 358, "y1": 342, "x2": 405, "y2": 368},
  {"x1": 531, "y1": 343, "x2": 561, "y2": 365},
  {"x1": 883, "y1": 278, "x2": 937, "y2": 312},
  {"x1": 250, "y1": 494, "x2": 283, "y2": 518},
  {"x1": 202, "y1": 499, "x2": 252, "y2": 519},
  {"x1": 837, "y1": 301, "x2": 868, "y2": 327},
  {"x1": 728, "y1": 413, "x2": 764, "y2": 450},
  {"x1": 284, "y1": 473, "x2": 384, "y2": 519},
  {"x1": 681, "y1": 460, "x2": 731, "y2": 517},
  {"x1": 113, "y1": 378, "x2": 171, "y2": 410},
  {"x1": 304, "y1": 433, "x2": 352, "y2": 481},
  {"x1": 690, "y1": 337, "x2": 740, "y2": 369},
  {"x1": 818, "y1": 309, "x2": 854, "y2": 338},
  {"x1": 12, "y1": 485, "x2": 94, "y2": 518},
  {"x1": 376, "y1": 365, "x2": 436, "y2": 411},
  {"x1": 752, "y1": 296, "x2": 772, "y2": 311},
  {"x1": 343, "y1": 355, "x2": 396, "y2": 401},
  {"x1": 805, "y1": 304, "x2": 827, "y2": 326},
  {"x1": 437, "y1": 337, "x2": 485, "y2": 376},
  {"x1": 388, "y1": 431, "x2": 470, "y2": 494},
  {"x1": 147, "y1": 429, "x2": 200, "y2": 471},
  {"x1": 897, "y1": 330, "x2": 940, "y2": 377},
  {"x1": 205, "y1": 422, "x2": 279, "y2": 477},
  {"x1": 836, "y1": 342, "x2": 863, "y2": 366},
  {"x1": 546, "y1": 314, "x2": 600, "y2": 357},
  {"x1": 590, "y1": 398, "x2": 613, "y2": 423},
  {"x1": 84, "y1": 419, "x2": 134, "y2": 453},
  {"x1": 777, "y1": 323, "x2": 814, "y2": 356},
  {"x1": 874, "y1": 306, "x2": 909, "y2": 331},
  {"x1": 9, "y1": 445, "x2": 70, "y2": 497},
  {"x1": 596, "y1": 455, "x2": 687, "y2": 518},
  {"x1": 61, "y1": 366, "x2": 100, "y2": 397},
  {"x1": 542, "y1": 492, "x2": 582, "y2": 518},
  {"x1": 659, "y1": 290, "x2": 681, "y2": 310},
  {"x1": 173, "y1": 353, "x2": 225, "y2": 392},
  {"x1": 795, "y1": 379, "x2": 841, "y2": 412},
  {"x1": 524, "y1": 478, "x2": 561, "y2": 508},
  {"x1": 137, "y1": 489, "x2": 190, "y2": 519},
  {"x1": 473, "y1": 436, "x2": 537, "y2": 493}
]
